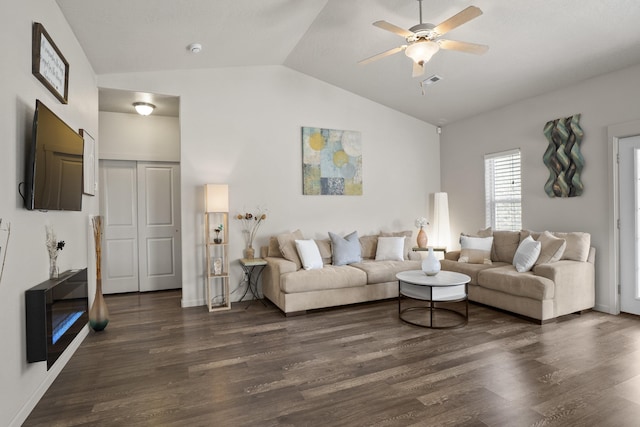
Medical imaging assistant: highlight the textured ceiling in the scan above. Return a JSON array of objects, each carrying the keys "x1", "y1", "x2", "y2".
[{"x1": 57, "y1": 0, "x2": 640, "y2": 124}]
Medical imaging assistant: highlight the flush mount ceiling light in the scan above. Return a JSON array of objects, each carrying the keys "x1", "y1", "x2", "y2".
[{"x1": 133, "y1": 102, "x2": 155, "y2": 116}]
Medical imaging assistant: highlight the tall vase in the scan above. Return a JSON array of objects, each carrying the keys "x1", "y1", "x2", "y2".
[
  {"x1": 90, "y1": 216, "x2": 109, "y2": 331},
  {"x1": 417, "y1": 227, "x2": 428, "y2": 248},
  {"x1": 90, "y1": 278, "x2": 109, "y2": 331},
  {"x1": 422, "y1": 247, "x2": 441, "y2": 276}
]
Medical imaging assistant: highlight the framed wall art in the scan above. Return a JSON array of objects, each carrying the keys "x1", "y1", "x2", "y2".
[
  {"x1": 32, "y1": 22, "x2": 69, "y2": 104},
  {"x1": 302, "y1": 127, "x2": 362, "y2": 195}
]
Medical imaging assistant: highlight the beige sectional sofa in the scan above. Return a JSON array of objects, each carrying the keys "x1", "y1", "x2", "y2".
[
  {"x1": 262, "y1": 230, "x2": 420, "y2": 315},
  {"x1": 262, "y1": 227, "x2": 595, "y2": 324},
  {"x1": 440, "y1": 229, "x2": 595, "y2": 323}
]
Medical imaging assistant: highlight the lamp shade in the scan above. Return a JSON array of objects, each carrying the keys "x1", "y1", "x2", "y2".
[
  {"x1": 205, "y1": 184, "x2": 229, "y2": 212},
  {"x1": 432, "y1": 192, "x2": 450, "y2": 249}
]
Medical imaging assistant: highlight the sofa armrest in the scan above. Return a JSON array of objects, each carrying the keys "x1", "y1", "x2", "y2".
[
  {"x1": 262, "y1": 256, "x2": 297, "y2": 301},
  {"x1": 533, "y1": 260, "x2": 595, "y2": 315},
  {"x1": 445, "y1": 250, "x2": 460, "y2": 261},
  {"x1": 265, "y1": 257, "x2": 297, "y2": 274},
  {"x1": 260, "y1": 245, "x2": 269, "y2": 259}
]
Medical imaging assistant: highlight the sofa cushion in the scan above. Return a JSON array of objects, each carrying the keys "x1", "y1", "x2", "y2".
[
  {"x1": 280, "y1": 265, "x2": 367, "y2": 293},
  {"x1": 552, "y1": 232, "x2": 590, "y2": 262},
  {"x1": 329, "y1": 231, "x2": 362, "y2": 266},
  {"x1": 380, "y1": 230, "x2": 412, "y2": 260},
  {"x1": 491, "y1": 230, "x2": 521, "y2": 263},
  {"x1": 521, "y1": 230, "x2": 590, "y2": 262},
  {"x1": 477, "y1": 265, "x2": 555, "y2": 300},
  {"x1": 513, "y1": 236, "x2": 541, "y2": 272},
  {"x1": 277, "y1": 229, "x2": 305, "y2": 270},
  {"x1": 351, "y1": 260, "x2": 421, "y2": 285},
  {"x1": 295, "y1": 239, "x2": 323, "y2": 270},
  {"x1": 462, "y1": 227, "x2": 493, "y2": 239},
  {"x1": 315, "y1": 238, "x2": 333, "y2": 265},
  {"x1": 375, "y1": 237, "x2": 405, "y2": 261},
  {"x1": 535, "y1": 231, "x2": 566, "y2": 265},
  {"x1": 459, "y1": 235, "x2": 493, "y2": 264},
  {"x1": 359, "y1": 234, "x2": 379, "y2": 260},
  {"x1": 440, "y1": 259, "x2": 506, "y2": 285},
  {"x1": 268, "y1": 236, "x2": 283, "y2": 257}
]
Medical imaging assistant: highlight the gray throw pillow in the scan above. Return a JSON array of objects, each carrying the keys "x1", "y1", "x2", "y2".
[{"x1": 329, "y1": 231, "x2": 362, "y2": 266}]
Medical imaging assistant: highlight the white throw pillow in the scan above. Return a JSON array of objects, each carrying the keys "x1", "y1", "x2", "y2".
[
  {"x1": 294, "y1": 239, "x2": 323, "y2": 270},
  {"x1": 375, "y1": 237, "x2": 405, "y2": 261},
  {"x1": 458, "y1": 235, "x2": 493, "y2": 264},
  {"x1": 513, "y1": 236, "x2": 542, "y2": 272}
]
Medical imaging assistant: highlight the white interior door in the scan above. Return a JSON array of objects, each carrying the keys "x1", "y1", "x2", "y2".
[
  {"x1": 137, "y1": 163, "x2": 182, "y2": 292},
  {"x1": 100, "y1": 161, "x2": 139, "y2": 294},
  {"x1": 619, "y1": 135, "x2": 640, "y2": 315}
]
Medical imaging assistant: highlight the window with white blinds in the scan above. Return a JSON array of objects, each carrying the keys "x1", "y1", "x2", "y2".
[{"x1": 485, "y1": 149, "x2": 522, "y2": 231}]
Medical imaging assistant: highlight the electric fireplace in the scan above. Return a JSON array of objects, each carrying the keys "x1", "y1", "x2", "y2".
[{"x1": 26, "y1": 268, "x2": 88, "y2": 369}]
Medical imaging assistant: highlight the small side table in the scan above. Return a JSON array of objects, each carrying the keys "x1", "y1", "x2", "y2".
[{"x1": 239, "y1": 258, "x2": 268, "y2": 307}]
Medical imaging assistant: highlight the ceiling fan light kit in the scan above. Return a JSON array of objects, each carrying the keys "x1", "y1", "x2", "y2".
[
  {"x1": 360, "y1": 1, "x2": 488, "y2": 78},
  {"x1": 405, "y1": 40, "x2": 439, "y2": 64}
]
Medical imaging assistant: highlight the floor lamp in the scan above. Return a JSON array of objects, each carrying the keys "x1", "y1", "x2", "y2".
[{"x1": 433, "y1": 192, "x2": 450, "y2": 250}]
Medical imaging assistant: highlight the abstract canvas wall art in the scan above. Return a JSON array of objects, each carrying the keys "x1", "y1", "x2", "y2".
[
  {"x1": 543, "y1": 114, "x2": 584, "y2": 198},
  {"x1": 302, "y1": 127, "x2": 362, "y2": 195}
]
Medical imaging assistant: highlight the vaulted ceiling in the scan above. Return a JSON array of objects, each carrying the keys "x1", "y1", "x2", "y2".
[{"x1": 57, "y1": 0, "x2": 640, "y2": 124}]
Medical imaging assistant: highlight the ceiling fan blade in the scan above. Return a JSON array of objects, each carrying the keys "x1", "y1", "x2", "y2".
[
  {"x1": 358, "y1": 46, "x2": 405, "y2": 65},
  {"x1": 433, "y1": 6, "x2": 483, "y2": 36},
  {"x1": 373, "y1": 20, "x2": 414, "y2": 38},
  {"x1": 412, "y1": 61, "x2": 425, "y2": 78},
  {"x1": 438, "y1": 39, "x2": 489, "y2": 55}
]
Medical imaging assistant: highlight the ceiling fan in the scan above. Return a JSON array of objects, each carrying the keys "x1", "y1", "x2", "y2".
[{"x1": 359, "y1": 0, "x2": 488, "y2": 77}]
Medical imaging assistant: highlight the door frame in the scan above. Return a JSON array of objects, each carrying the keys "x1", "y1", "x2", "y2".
[{"x1": 608, "y1": 119, "x2": 640, "y2": 315}]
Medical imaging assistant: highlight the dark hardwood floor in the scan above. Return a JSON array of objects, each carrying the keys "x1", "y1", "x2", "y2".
[{"x1": 24, "y1": 291, "x2": 640, "y2": 426}]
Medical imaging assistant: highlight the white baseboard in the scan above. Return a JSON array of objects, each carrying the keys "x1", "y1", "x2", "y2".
[
  {"x1": 10, "y1": 325, "x2": 89, "y2": 427},
  {"x1": 594, "y1": 303, "x2": 617, "y2": 315},
  {"x1": 181, "y1": 297, "x2": 205, "y2": 308}
]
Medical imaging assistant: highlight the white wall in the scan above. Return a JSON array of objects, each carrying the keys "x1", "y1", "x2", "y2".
[
  {"x1": 99, "y1": 66, "x2": 440, "y2": 307},
  {"x1": 99, "y1": 111, "x2": 180, "y2": 161},
  {"x1": 0, "y1": 2, "x2": 98, "y2": 426},
  {"x1": 441, "y1": 63, "x2": 640, "y2": 314}
]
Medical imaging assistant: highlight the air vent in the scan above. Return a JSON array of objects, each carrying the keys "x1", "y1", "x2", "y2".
[
  {"x1": 420, "y1": 74, "x2": 443, "y2": 95},
  {"x1": 422, "y1": 74, "x2": 443, "y2": 86}
]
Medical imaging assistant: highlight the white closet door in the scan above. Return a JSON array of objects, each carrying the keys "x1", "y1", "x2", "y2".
[
  {"x1": 137, "y1": 162, "x2": 182, "y2": 292},
  {"x1": 99, "y1": 160, "x2": 139, "y2": 294},
  {"x1": 620, "y1": 136, "x2": 640, "y2": 315}
]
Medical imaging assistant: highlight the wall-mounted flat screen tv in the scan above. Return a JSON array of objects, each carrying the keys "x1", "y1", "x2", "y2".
[{"x1": 25, "y1": 100, "x2": 83, "y2": 211}]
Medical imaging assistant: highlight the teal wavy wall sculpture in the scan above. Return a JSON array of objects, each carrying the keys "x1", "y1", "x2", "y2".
[{"x1": 543, "y1": 114, "x2": 584, "y2": 197}]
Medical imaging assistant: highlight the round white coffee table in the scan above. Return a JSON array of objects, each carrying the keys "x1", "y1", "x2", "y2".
[{"x1": 396, "y1": 270, "x2": 471, "y2": 329}]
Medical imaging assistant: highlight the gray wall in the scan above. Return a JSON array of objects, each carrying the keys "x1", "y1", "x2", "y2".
[
  {"x1": 99, "y1": 111, "x2": 180, "y2": 161},
  {"x1": 1, "y1": 1, "x2": 99, "y2": 425},
  {"x1": 441, "y1": 63, "x2": 640, "y2": 314},
  {"x1": 98, "y1": 66, "x2": 442, "y2": 307}
]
